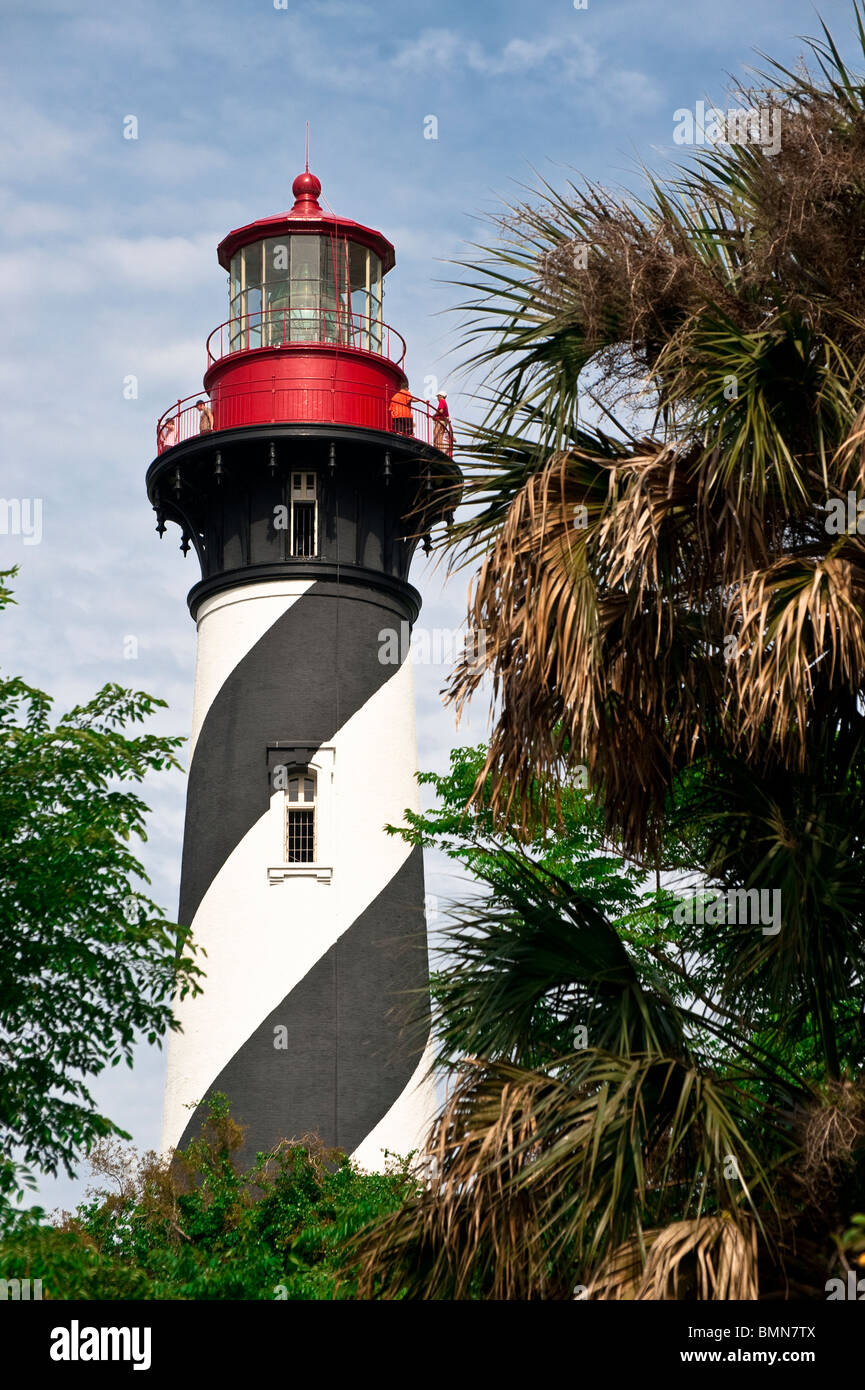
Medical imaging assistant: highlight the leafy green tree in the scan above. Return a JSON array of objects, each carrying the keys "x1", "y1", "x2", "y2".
[
  {"x1": 0, "y1": 1096, "x2": 417, "y2": 1300},
  {"x1": 0, "y1": 569, "x2": 202, "y2": 1199}
]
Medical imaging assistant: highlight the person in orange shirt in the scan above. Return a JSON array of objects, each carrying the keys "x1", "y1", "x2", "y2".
[{"x1": 389, "y1": 384, "x2": 414, "y2": 436}]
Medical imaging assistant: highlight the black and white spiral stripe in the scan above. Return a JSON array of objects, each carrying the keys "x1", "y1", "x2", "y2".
[{"x1": 161, "y1": 573, "x2": 436, "y2": 1169}]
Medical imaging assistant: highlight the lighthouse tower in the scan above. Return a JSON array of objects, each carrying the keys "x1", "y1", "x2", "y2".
[{"x1": 146, "y1": 168, "x2": 458, "y2": 1169}]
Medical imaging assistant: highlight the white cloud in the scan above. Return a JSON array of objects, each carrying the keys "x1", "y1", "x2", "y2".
[
  {"x1": 391, "y1": 25, "x2": 599, "y2": 80},
  {"x1": 0, "y1": 197, "x2": 84, "y2": 239},
  {"x1": 0, "y1": 231, "x2": 220, "y2": 301},
  {"x1": 392, "y1": 27, "x2": 482, "y2": 73},
  {"x1": 0, "y1": 103, "x2": 98, "y2": 180},
  {"x1": 129, "y1": 338, "x2": 209, "y2": 389},
  {"x1": 600, "y1": 68, "x2": 665, "y2": 113}
]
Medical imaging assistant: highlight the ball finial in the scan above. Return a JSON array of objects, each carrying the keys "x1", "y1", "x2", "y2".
[{"x1": 291, "y1": 169, "x2": 322, "y2": 207}]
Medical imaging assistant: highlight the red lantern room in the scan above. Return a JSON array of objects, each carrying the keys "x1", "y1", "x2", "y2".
[{"x1": 155, "y1": 167, "x2": 451, "y2": 455}]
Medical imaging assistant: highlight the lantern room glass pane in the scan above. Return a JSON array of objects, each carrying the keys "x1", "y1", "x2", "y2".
[
  {"x1": 263, "y1": 237, "x2": 291, "y2": 346},
  {"x1": 266, "y1": 237, "x2": 290, "y2": 282},
  {"x1": 229, "y1": 295, "x2": 243, "y2": 351},
  {"x1": 321, "y1": 237, "x2": 348, "y2": 344},
  {"x1": 230, "y1": 256, "x2": 242, "y2": 351},
  {"x1": 291, "y1": 236, "x2": 320, "y2": 282},
  {"x1": 243, "y1": 242, "x2": 262, "y2": 287},
  {"x1": 246, "y1": 285, "x2": 262, "y2": 348},
  {"x1": 369, "y1": 254, "x2": 383, "y2": 353},
  {"x1": 290, "y1": 236, "x2": 320, "y2": 342},
  {"x1": 347, "y1": 242, "x2": 368, "y2": 348}
]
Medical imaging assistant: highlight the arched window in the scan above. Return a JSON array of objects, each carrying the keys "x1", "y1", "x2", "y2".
[
  {"x1": 285, "y1": 771, "x2": 316, "y2": 862},
  {"x1": 267, "y1": 746, "x2": 334, "y2": 885}
]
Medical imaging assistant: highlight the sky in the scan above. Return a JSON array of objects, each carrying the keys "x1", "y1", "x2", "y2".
[{"x1": 2, "y1": 0, "x2": 860, "y2": 1212}]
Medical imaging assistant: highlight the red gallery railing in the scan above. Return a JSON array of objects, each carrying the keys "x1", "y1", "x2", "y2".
[
  {"x1": 205, "y1": 309, "x2": 407, "y2": 367},
  {"x1": 155, "y1": 386, "x2": 453, "y2": 457}
]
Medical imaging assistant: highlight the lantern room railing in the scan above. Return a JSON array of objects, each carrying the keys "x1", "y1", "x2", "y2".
[
  {"x1": 205, "y1": 309, "x2": 407, "y2": 368},
  {"x1": 156, "y1": 388, "x2": 454, "y2": 457}
]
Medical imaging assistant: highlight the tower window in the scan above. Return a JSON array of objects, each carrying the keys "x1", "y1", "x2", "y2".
[
  {"x1": 267, "y1": 746, "x2": 333, "y2": 885},
  {"x1": 290, "y1": 472, "x2": 318, "y2": 557},
  {"x1": 285, "y1": 771, "x2": 316, "y2": 862}
]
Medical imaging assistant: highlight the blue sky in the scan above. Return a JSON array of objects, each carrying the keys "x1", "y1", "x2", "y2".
[{"x1": 2, "y1": 0, "x2": 859, "y2": 1210}]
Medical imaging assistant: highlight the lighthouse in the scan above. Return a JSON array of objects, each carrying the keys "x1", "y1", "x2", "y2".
[{"x1": 146, "y1": 167, "x2": 459, "y2": 1170}]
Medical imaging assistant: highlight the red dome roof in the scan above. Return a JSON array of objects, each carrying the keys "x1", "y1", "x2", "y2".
[{"x1": 216, "y1": 169, "x2": 396, "y2": 272}]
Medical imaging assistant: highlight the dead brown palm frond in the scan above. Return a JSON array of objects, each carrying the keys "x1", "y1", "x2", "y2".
[
  {"x1": 582, "y1": 1230, "x2": 646, "y2": 1299},
  {"x1": 354, "y1": 1059, "x2": 550, "y2": 1300},
  {"x1": 447, "y1": 397, "x2": 865, "y2": 850},
  {"x1": 590, "y1": 1216, "x2": 759, "y2": 1300},
  {"x1": 352, "y1": 1042, "x2": 784, "y2": 1300},
  {"x1": 448, "y1": 441, "x2": 742, "y2": 852},
  {"x1": 438, "y1": 7, "x2": 865, "y2": 856},
  {"x1": 728, "y1": 553, "x2": 865, "y2": 758}
]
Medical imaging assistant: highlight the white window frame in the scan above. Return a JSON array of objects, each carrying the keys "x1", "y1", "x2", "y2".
[
  {"x1": 268, "y1": 746, "x2": 334, "y2": 884},
  {"x1": 290, "y1": 471, "x2": 318, "y2": 558}
]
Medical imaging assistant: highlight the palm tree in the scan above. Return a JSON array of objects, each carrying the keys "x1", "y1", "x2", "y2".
[
  {"x1": 354, "y1": 750, "x2": 815, "y2": 1300},
  {"x1": 353, "y1": 9, "x2": 865, "y2": 1297},
  {"x1": 448, "y1": 13, "x2": 865, "y2": 858},
  {"x1": 441, "y1": 8, "x2": 865, "y2": 1079}
]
